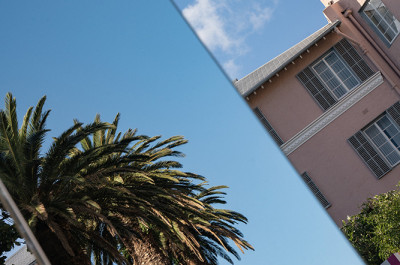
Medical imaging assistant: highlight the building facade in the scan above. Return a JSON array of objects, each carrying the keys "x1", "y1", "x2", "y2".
[
  {"x1": 5, "y1": 245, "x2": 36, "y2": 265},
  {"x1": 235, "y1": 0, "x2": 400, "y2": 225}
]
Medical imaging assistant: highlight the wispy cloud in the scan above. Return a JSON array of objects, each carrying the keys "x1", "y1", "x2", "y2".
[
  {"x1": 182, "y1": 0, "x2": 237, "y2": 53},
  {"x1": 249, "y1": 4, "x2": 273, "y2": 31},
  {"x1": 181, "y1": 0, "x2": 276, "y2": 79},
  {"x1": 222, "y1": 59, "x2": 240, "y2": 79}
]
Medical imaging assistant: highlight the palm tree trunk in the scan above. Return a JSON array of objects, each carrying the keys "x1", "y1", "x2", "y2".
[{"x1": 130, "y1": 234, "x2": 170, "y2": 265}]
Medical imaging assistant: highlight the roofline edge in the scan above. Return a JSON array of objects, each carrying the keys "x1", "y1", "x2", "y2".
[{"x1": 240, "y1": 20, "x2": 342, "y2": 98}]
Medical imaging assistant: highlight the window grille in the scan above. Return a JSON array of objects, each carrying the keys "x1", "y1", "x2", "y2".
[
  {"x1": 253, "y1": 107, "x2": 284, "y2": 146},
  {"x1": 348, "y1": 102, "x2": 400, "y2": 179},
  {"x1": 348, "y1": 131, "x2": 391, "y2": 178},
  {"x1": 362, "y1": 0, "x2": 400, "y2": 44},
  {"x1": 312, "y1": 50, "x2": 359, "y2": 100},
  {"x1": 364, "y1": 115, "x2": 400, "y2": 166},
  {"x1": 297, "y1": 39, "x2": 374, "y2": 110},
  {"x1": 297, "y1": 66, "x2": 337, "y2": 110},
  {"x1": 301, "y1": 172, "x2": 331, "y2": 209},
  {"x1": 334, "y1": 38, "x2": 375, "y2": 82}
]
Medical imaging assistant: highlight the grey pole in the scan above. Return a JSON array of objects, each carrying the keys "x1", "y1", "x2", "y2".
[{"x1": 0, "y1": 179, "x2": 51, "y2": 265}]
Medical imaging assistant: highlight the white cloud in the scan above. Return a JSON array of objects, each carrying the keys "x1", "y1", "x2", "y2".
[
  {"x1": 181, "y1": 0, "x2": 276, "y2": 78},
  {"x1": 249, "y1": 5, "x2": 273, "y2": 31},
  {"x1": 182, "y1": 0, "x2": 275, "y2": 52},
  {"x1": 182, "y1": 0, "x2": 237, "y2": 52},
  {"x1": 223, "y1": 59, "x2": 240, "y2": 79}
]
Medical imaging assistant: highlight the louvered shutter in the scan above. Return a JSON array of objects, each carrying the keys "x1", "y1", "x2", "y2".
[
  {"x1": 334, "y1": 39, "x2": 375, "y2": 82},
  {"x1": 348, "y1": 131, "x2": 391, "y2": 179},
  {"x1": 301, "y1": 172, "x2": 330, "y2": 208},
  {"x1": 297, "y1": 67, "x2": 337, "y2": 110},
  {"x1": 253, "y1": 107, "x2": 284, "y2": 146},
  {"x1": 387, "y1": 102, "x2": 400, "y2": 127}
]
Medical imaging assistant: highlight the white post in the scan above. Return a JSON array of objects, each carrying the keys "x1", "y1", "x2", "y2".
[{"x1": 0, "y1": 179, "x2": 51, "y2": 265}]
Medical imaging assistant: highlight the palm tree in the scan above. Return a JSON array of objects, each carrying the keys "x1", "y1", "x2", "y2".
[
  {"x1": 167, "y1": 184, "x2": 253, "y2": 265},
  {"x1": 82, "y1": 114, "x2": 254, "y2": 265},
  {"x1": 0, "y1": 93, "x2": 130, "y2": 264},
  {"x1": 77, "y1": 114, "x2": 209, "y2": 264},
  {"x1": 0, "y1": 209, "x2": 20, "y2": 264},
  {"x1": 0, "y1": 93, "x2": 252, "y2": 265}
]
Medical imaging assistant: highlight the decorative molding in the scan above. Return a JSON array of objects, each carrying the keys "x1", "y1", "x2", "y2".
[{"x1": 281, "y1": 72, "x2": 384, "y2": 155}]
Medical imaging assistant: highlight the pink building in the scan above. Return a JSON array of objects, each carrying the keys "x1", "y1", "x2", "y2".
[
  {"x1": 235, "y1": 0, "x2": 400, "y2": 225},
  {"x1": 381, "y1": 253, "x2": 400, "y2": 265}
]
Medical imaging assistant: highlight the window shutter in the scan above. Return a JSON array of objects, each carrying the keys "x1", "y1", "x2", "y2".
[
  {"x1": 253, "y1": 107, "x2": 284, "y2": 146},
  {"x1": 301, "y1": 172, "x2": 330, "y2": 208},
  {"x1": 386, "y1": 102, "x2": 400, "y2": 127},
  {"x1": 297, "y1": 67, "x2": 337, "y2": 110},
  {"x1": 348, "y1": 131, "x2": 391, "y2": 179},
  {"x1": 334, "y1": 39, "x2": 374, "y2": 82}
]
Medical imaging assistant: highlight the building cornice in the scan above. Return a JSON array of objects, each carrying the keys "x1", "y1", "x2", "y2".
[{"x1": 281, "y1": 72, "x2": 384, "y2": 155}]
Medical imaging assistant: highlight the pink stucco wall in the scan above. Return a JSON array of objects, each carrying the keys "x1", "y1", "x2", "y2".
[
  {"x1": 324, "y1": 0, "x2": 400, "y2": 71},
  {"x1": 288, "y1": 83, "x2": 400, "y2": 224},
  {"x1": 247, "y1": 0, "x2": 400, "y2": 225},
  {"x1": 248, "y1": 32, "x2": 343, "y2": 142}
]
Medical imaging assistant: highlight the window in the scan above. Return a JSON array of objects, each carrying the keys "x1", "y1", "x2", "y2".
[
  {"x1": 253, "y1": 107, "x2": 284, "y2": 146},
  {"x1": 297, "y1": 39, "x2": 374, "y2": 111},
  {"x1": 312, "y1": 51, "x2": 359, "y2": 100},
  {"x1": 301, "y1": 172, "x2": 330, "y2": 209},
  {"x1": 364, "y1": 114, "x2": 400, "y2": 166},
  {"x1": 363, "y1": 0, "x2": 400, "y2": 44},
  {"x1": 348, "y1": 102, "x2": 400, "y2": 179}
]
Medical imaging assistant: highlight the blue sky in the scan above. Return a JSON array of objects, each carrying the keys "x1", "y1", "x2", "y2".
[
  {"x1": 171, "y1": 0, "x2": 366, "y2": 264},
  {"x1": 0, "y1": 1, "x2": 365, "y2": 264},
  {"x1": 173, "y1": 0, "x2": 329, "y2": 80}
]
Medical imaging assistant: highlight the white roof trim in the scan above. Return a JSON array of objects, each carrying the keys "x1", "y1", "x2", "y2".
[{"x1": 235, "y1": 20, "x2": 341, "y2": 97}]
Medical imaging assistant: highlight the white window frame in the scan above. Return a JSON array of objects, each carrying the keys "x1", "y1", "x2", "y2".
[
  {"x1": 363, "y1": 0, "x2": 400, "y2": 44},
  {"x1": 364, "y1": 114, "x2": 400, "y2": 167},
  {"x1": 311, "y1": 50, "x2": 360, "y2": 100}
]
